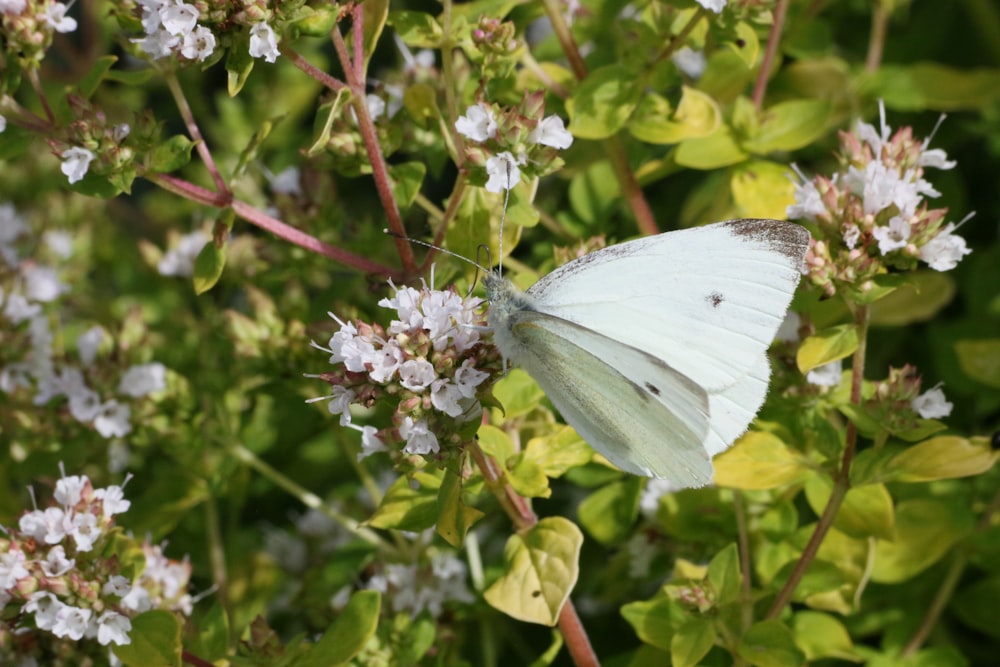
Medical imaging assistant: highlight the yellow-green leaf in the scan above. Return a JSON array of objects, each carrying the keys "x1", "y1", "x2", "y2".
[
  {"x1": 872, "y1": 498, "x2": 973, "y2": 583},
  {"x1": 742, "y1": 99, "x2": 832, "y2": 154},
  {"x1": 954, "y1": 339, "x2": 1000, "y2": 388},
  {"x1": 483, "y1": 517, "x2": 582, "y2": 626},
  {"x1": 675, "y1": 125, "x2": 749, "y2": 169},
  {"x1": 621, "y1": 597, "x2": 678, "y2": 651},
  {"x1": 366, "y1": 474, "x2": 439, "y2": 532},
  {"x1": 737, "y1": 620, "x2": 805, "y2": 667},
  {"x1": 713, "y1": 431, "x2": 813, "y2": 490},
  {"x1": 112, "y1": 610, "x2": 182, "y2": 667},
  {"x1": 192, "y1": 240, "x2": 225, "y2": 296},
  {"x1": 577, "y1": 478, "x2": 640, "y2": 545},
  {"x1": 792, "y1": 611, "x2": 861, "y2": 662},
  {"x1": 805, "y1": 477, "x2": 895, "y2": 540},
  {"x1": 869, "y1": 271, "x2": 956, "y2": 327},
  {"x1": 797, "y1": 324, "x2": 859, "y2": 373},
  {"x1": 629, "y1": 87, "x2": 721, "y2": 145},
  {"x1": 671, "y1": 618, "x2": 716, "y2": 667},
  {"x1": 301, "y1": 591, "x2": 381, "y2": 667},
  {"x1": 566, "y1": 65, "x2": 642, "y2": 139},
  {"x1": 730, "y1": 161, "x2": 797, "y2": 219},
  {"x1": 436, "y1": 468, "x2": 484, "y2": 547},
  {"x1": 890, "y1": 436, "x2": 999, "y2": 482}
]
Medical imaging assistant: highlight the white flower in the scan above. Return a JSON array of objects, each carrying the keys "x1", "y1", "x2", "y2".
[
  {"x1": 51, "y1": 604, "x2": 91, "y2": 640},
  {"x1": 40, "y1": 545, "x2": 75, "y2": 577},
  {"x1": 639, "y1": 478, "x2": 678, "y2": 519},
  {"x1": 368, "y1": 340, "x2": 404, "y2": 383},
  {"x1": 18, "y1": 507, "x2": 68, "y2": 544},
  {"x1": 268, "y1": 166, "x2": 301, "y2": 196},
  {"x1": 398, "y1": 358, "x2": 436, "y2": 391},
  {"x1": 328, "y1": 323, "x2": 375, "y2": 373},
  {"x1": 843, "y1": 223, "x2": 861, "y2": 249},
  {"x1": 0, "y1": 0, "x2": 26, "y2": 14},
  {"x1": 118, "y1": 362, "x2": 167, "y2": 397},
  {"x1": 55, "y1": 474, "x2": 88, "y2": 506},
  {"x1": 484, "y1": 151, "x2": 524, "y2": 193},
  {"x1": 0, "y1": 115, "x2": 5, "y2": 133},
  {"x1": 249, "y1": 22, "x2": 279, "y2": 63},
  {"x1": 695, "y1": 0, "x2": 727, "y2": 12},
  {"x1": 0, "y1": 549, "x2": 29, "y2": 587},
  {"x1": 94, "y1": 484, "x2": 131, "y2": 517},
  {"x1": 94, "y1": 400, "x2": 132, "y2": 438},
  {"x1": 366, "y1": 94, "x2": 386, "y2": 121},
  {"x1": 430, "y1": 379, "x2": 466, "y2": 417},
  {"x1": 806, "y1": 360, "x2": 842, "y2": 388},
  {"x1": 96, "y1": 610, "x2": 132, "y2": 646},
  {"x1": 918, "y1": 147, "x2": 956, "y2": 170},
  {"x1": 912, "y1": 386, "x2": 953, "y2": 419},
  {"x1": 24, "y1": 592, "x2": 62, "y2": 631},
  {"x1": 354, "y1": 425, "x2": 389, "y2": 461},
  {"x1": 856, "y1": 101, "x2": 892, "y2": 156},
  {"x1": 69, "y1": 511, "x2": 101, "y2": 551},
  {"x1": 323, "y1": 385, "x2": 355, "y2": 426},
  {"x1": 43, "y1": 2, "x2": 77, "y2": 32},
  {"x1": 69, "y1": 386, "x2": 102, "y2": 421},
  {"x1": 872, "y1": 216, "x2": 911, "y2": 255},
  {"x1": 3, "y1": 293, "x2": 41, "y2": 323},
  {"x1": 103, "y1": 576, "x2": 133, "y2": 598},
  {"x1": 455, "y1": 103, "x2": 497, "y2": 142},
  {"x1": 23, "y1": 265, "x2": 66, "y2": 302},
  {"x1": 113, "y1": 123, "x2": 131, "y2": 142},
  {"x1": 161, "y1": 2, "x2": 199, "y2": 34},
  {"x1": 919, "y1": 223, "x2": 971, "y2": 271},
  {"x1": 157, "y1": 230, "x2": 209, "y2": 277},
  {"x1": 775, "y1": 311, "x2": 801, "y2": 343},
  {"x1": 672, "y1": 47, "x2": 707, "y2": 79},
  {"x1": 786, "y1": 175, "x2": 825, "y2": 221},
  {"x1": 0, "y1": 202, "x2": 27, "y2": 246},
  {"x1": 44, "y1": 229, "x2": 74, "y2": 258},
  {"x1": 454, "y1": 360, "x2": 488, "y2": 396},
  {"x1": 60, "y1": 147, "x2": 95, "y2": 184},
  {"x1": 528, "y1": 115, "x2": 573, "y2": 149},
  {"x1": 77, "y1": 326, "x2": 104, "y2": 365},
  {"x1": 180, "y1": 25, "x2": 216, "y2": 61},
  {"x1": 400, "y1": 416, "x2": 438, "y2": 455}
]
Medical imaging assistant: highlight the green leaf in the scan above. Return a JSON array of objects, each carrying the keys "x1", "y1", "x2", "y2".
[
  {"x1": 520, "y1": 426, "x2": 594, "y2": 478},
  {"x1": 671, "y1": 618, "x2": 716, "y2": 667},
  {"x1": 366, "y1": 473, "x2": 440, "y2": 532},
  {"x1": 436, "y1": 468, "x2": 484, "y2": 547},
  {"x1": 301, "y1": 591, "x2": 381, "y2": 666},
  {"x1": 675, "y1": 125, "x2": 749, "y2": 169},
  {"x1": 730, "y1": 160, "x2": 797, "y2": 219},
  {"x1": 792, "y1": 611, "x2": 861, "y2": 662},
  {"x1": 225, "y1": 30, "x2": 255, "y2": 96},
  {"x1": 577, "y1": 478, "x2": 641, "y2": 545},
  {"x1": 953, "y1": 576, "x2": 1000, "y2": 640},
  {"x1": 388, "y1": 11, "x2": 444, "y2": 48},
  {"x1": 869, "y1": 271, "x2": 956, "y2": 327},
  {"x1": 193, "y1": 239, "x2": 225, "y2": 295},
  {"x1": 741, "y1": 99, "x2": 832, "y2": 154},
  {"x1": 797, "y1": 324, "x2": 859, "y2": 373},
  {"x1": 805, "y1": 476, "x2": 895, "y2": 540},
  {"x1": 388, "y1": 162, "x2": 426, "y2": 212},
  {"x1": 872, "y1": 498, "x2": 974, "y2": 583},
  {"x1": 358, "y1": 0, "x2": 388, "y2": 68},
  {"x1": 699, "y1": 49, "x2": 754, "y2": 103},
  {"x1": 621, "y1": 597, "x2": 679, "y2": 651},
  {"x1": 708, "y1": 543, "x2": 742, "y2": 605},
  {"x1": 566, "y1": 65, "x2": 642, "y2": 139},
  {"x1": 111, "y1": 610, "x2": 182, "y2": 667},
  {"x1": 737, "y1": 620, "x2": 806, "y2": 667},
  {"x1": 954, "y1": 338, "x2": 1000, "y2": 388},
  {"x1": 628, "y1": 87, "x2": 721, "y2": 145},
  {"x1": 403, "y1": 83, "x2": 440, "y2": 127},
  {"x1": 862, "y1": 63, "x2": 1000, "y2": 111},
  {"x1": 148, "y1": 135, "x2": 195, "y2": 173},
  {"x1": 491, "y1": 368, "x2": 545, "y2": 418},
  {"x1": 568, "y1": 160, "x2": 620, "y2": 225},
  {"x1": 234, "y1": 117, "x2": 278, "y2": 178},
  {"x1": 307, "y1": 89, "x2": 352, "y2": 156},
  {"x1": 890, "y1": 436, "x2": 999, "y2": 482},
  {"x1": 713, "y1": 431, "x2": 813, "y2": 490},
  {"x1": 190, "y1": 602, "x2": 229, "y2": 661},
  {"x1": 79, "y1": 55, "x2": 118, "y2": 99},
  {"x1": 483, "y1": 516, "x2": 582, "y2": 626},
  {"x1": 291, "y1": 4, "x2": 339, "y2": 37}
]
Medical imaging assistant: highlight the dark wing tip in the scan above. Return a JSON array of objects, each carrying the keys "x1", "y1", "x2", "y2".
[{"x1": 723, "y1": 218, "x2": 810, "y2": 261}]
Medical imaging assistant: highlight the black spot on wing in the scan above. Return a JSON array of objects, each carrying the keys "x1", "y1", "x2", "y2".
[
  {"x1": 645, "y1": 382, "x2": 661, "y2": 396},
  {"x1": 706, "y1": 291, "x2": 724, "y2": 308}
]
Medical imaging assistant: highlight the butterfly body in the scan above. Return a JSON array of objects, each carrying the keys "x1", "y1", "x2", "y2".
[{"x1": 484, "y1": 219, "x2": 809, "y2": 487}]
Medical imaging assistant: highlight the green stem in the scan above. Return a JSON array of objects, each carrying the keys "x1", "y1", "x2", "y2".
[
  {"x1": 164, "y1": 71, "x2": 229, "y2": 196},
  {"x1": 231, "y1": 445, "x2": 394, "y2": 552},
  {"x1": 751, "y1": 0, "x2": 791, "y2": 109},
  {"x1": 733, "y1": 490, "x2": 754, "y2": 632},
  {"x1": 766, "y1": 305, "x2": 869, "y2": 619},
  {"x1": 204, "y1": 495, "x2": 229, "y2": 610},
  {"x1": 865, "y1": 1, "x2": 890, "y2": 72}
]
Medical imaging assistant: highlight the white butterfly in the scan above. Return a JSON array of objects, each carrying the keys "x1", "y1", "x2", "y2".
[{"x1": 483, "y1": 219, "x2": 810, "y2": 488}]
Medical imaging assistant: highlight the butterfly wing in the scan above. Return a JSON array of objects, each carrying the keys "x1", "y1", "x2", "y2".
[
  {"x1": 502, "y1": 308, "x2": 713, "y2": 485},
  {"x1": 525, "y1": 219, "x2": 808, "y2": 394}
]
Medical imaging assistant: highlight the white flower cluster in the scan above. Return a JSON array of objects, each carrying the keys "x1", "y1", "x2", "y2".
[
  {"x1": 133, "y1": 0, "x2": 216, "y2": 61},
  {"x1": 911, "y1": 385, "x2": 953, "y2": 419},
  {"x1": 2, "y1": 473, "x2": 133, "y2": 647},
  {"x1": 455, "y1": 103, "x2": 573, "y2": 193},
  {"x1": 311, "y1": 282, "x2": 491, "y2": 460},
  {"x1": 365, "y1": 553, "x2": 474, "y2": 618},
  {"x1": 0, "y1": 202, "x2": 168, "y2": 444},
  {"x1": 0, "y1": 1, "x2": 76, "y2": 31}
]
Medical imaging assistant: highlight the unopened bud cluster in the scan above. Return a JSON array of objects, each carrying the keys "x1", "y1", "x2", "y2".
[{"x1": 788, "y1": 103, "x2": 971, "y2": 299}]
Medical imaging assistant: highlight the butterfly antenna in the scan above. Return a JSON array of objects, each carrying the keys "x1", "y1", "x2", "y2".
[{"x1": 382, "y1": 229, "x2": 489, "y2": 275}]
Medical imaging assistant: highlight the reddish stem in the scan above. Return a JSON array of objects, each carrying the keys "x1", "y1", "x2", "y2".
[{"x1": 751, "y1": 0, "x2": 790, "y2": 109}]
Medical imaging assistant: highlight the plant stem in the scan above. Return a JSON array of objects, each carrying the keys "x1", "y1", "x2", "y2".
[
  {"x1": 164, "y1": 71, "x2": 229, "y2": 196},
  {"x1": 541, "y1": 0, "x2": 659, "y2": 237},
  {"x1": 331, "y1": 24, "x2": 418, "y2": 275},
  {"x1": 766, "y1": 305, "x2": 869, "y2": 619},
  {"x1": 280, "y1": 44, "x2": 347, "y2": 92},
  {"x1": 733, "y1": 490, "x2": 754, "y2": 632},
  {"x1": 751, "y1": 0, "x2": 790, "y2": 109},
  {"x1": 204, "y1": 495, "x2": 229, "y2": 610},
  {"x1": 469, "y1": 441, "x2": 601, "y2": 666},
  {"x1": 231, "y1": 444, "x2": 394, "y2": 552},
  {"x1": 865, "y1": 1, "x2": 890, "y2": 72}
]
